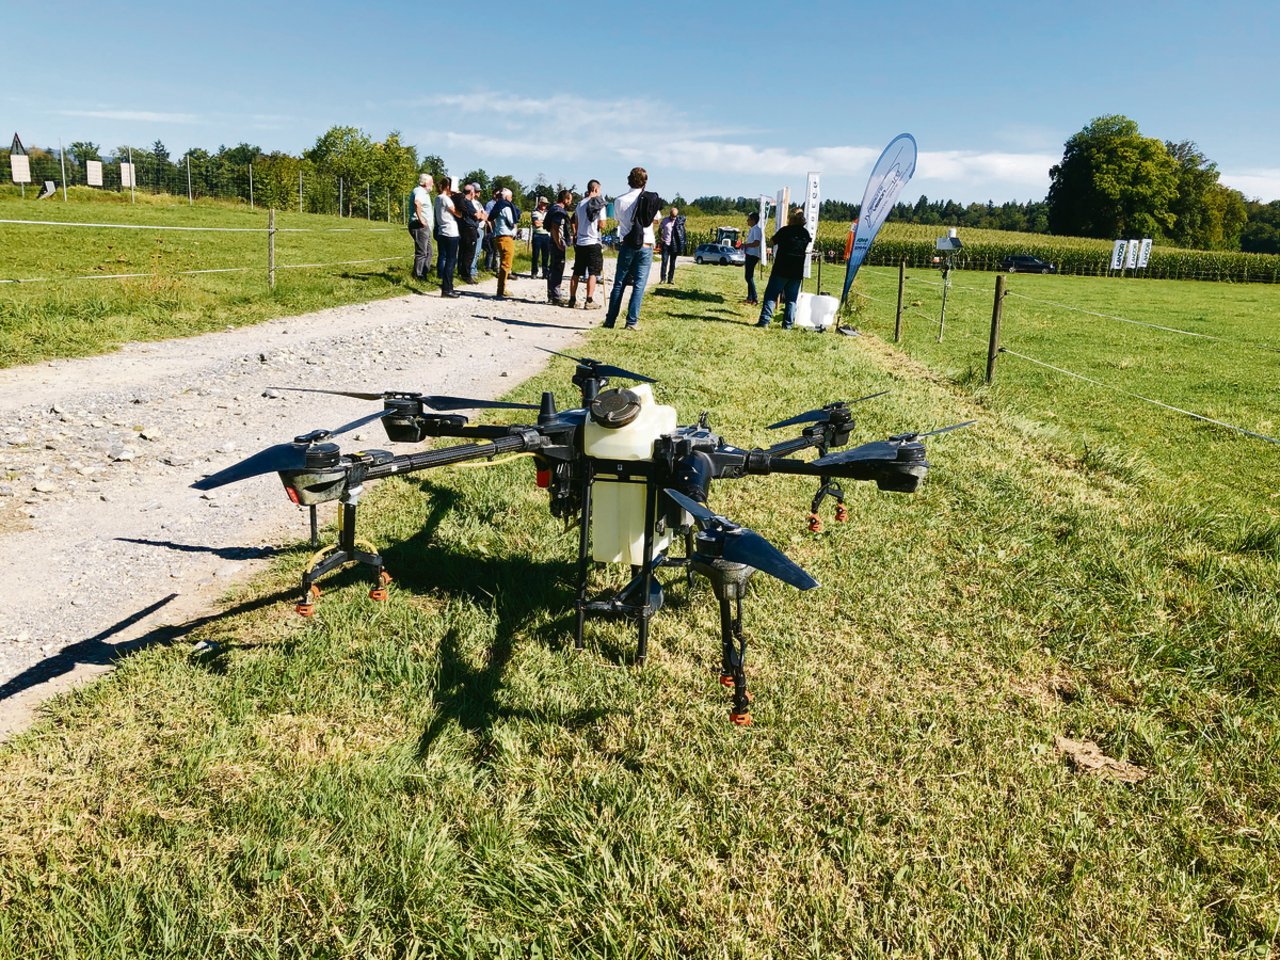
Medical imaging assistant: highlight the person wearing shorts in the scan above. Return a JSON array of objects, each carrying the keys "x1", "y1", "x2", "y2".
[{"x1": 569, "y1": 179, "x2": 607, "y2": 309}]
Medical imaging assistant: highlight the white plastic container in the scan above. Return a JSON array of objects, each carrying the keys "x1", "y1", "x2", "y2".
[
  {"x1": 794, "y1": 292, "x2": 838, "y2": 330},
  {"x1": 583, "y1": 383, "x2": 677, "y2": 564}
]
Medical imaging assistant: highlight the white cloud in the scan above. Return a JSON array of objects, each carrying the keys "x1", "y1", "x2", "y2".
[
  {"x1": 916, "y1": 149, "x2": 1055, "y2": 186},
  {"x1": 1220, "y1": 168, "x2": 1280, "y2": 202},
  {"x1": 58, "y1": 109, "x2": 201, "y2": 124}
]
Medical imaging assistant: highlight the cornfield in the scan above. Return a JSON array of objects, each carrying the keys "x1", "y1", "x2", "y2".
[{"x1": 681, "y1": 217, "x2": 1280, "y2": 284}]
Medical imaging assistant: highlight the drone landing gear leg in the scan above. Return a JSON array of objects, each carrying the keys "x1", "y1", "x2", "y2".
[
  {"x1": 807, "y1": 478, "x2": 847, "y2": 532},
  {"x1": 294, "y1": 491, "x2": 390, "y2": 616},
  {"x1": 573, "y1": 473, "x2": 594, "y2": 650},
  {"x1": 695, "y1": 557, "x2": 756, "y2": 725}
]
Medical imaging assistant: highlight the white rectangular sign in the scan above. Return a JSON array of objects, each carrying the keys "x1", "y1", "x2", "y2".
[
  {"x1": 758, "y1": 195, "x2": 769, "y2": 266},
  {"x1": 119, "y1": 161, "x2": 136, "y2": 188},
  {"x1": 9, "y1": 154, "x2": 31, "y2": 184},
  {"x1": 1124, "y1": 239, "x2": 1140, "y2": 269},
  {"x1": 1110, "y1": 239, "x2": 1126, "y2": 271},
  {"x1": 775, "y1": 188, "x2": 787, "y2": 232},
  {"x1": 86, "y1": 159, "x2": 103, "y2": 186},
  {"x1": 1137, "y1": 238, "x2": 1153, "y2": 268},
  {"x1": 803, "y1": 171, "x2": 820, "y2": 279}
]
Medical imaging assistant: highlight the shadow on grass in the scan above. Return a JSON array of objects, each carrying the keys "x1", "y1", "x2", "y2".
[
  {"x1": 364, "y1": 482, "x2": 609, "y2": 760},
  {"x1": 0, "y1": 586, "x2": 300, "y2": 703},
  {"x1": 649, "y1": 287, "x2": 726, "y2": 304}
]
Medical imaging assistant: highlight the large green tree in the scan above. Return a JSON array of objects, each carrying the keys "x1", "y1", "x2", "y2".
[{"x1": 1047, "y1": 115, "x2": 1178, "y2": 239}]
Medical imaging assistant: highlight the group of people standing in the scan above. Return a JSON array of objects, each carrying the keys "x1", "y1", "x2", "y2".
[
  {"x1": 408, "y1": 174, "x2": 521, "y2": 300},
  {"x1": 409, "y1": 166, "x2": 810, "y2": 332}
]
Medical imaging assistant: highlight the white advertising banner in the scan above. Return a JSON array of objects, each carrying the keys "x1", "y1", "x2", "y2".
[
  {"x1": 1137, "y1": 238, "x2": 1153, "y2": 268},
  {"x1": 9, "y1": 154, "x2": 31, "y2": 184},
  {"x1": 119, "y1": 161, "x2": 136, "y2": 188},
  {"x1": 758, "y1": 195, "x2": 770, "y2": 266},
  {"x1": 802, "y1": 171, "x2": 820, "y2": 279},
  {"x1": 1110, "y1": 240, "x2": 1126, "y2": 271},
  {"x1": 86, "y1": 159, "x2": 103, "y2": 187},
  {"x1": 1124, "y1": 239, "x2": 1139, "y2": 269},
  {"x1": 775, "y1": 187, "x2": 788, "y2": 232}
]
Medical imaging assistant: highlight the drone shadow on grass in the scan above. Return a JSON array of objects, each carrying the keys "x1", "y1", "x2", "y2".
[
  {"x1": 0, "y1": 586, "x2": 300, "y2": 704},
  {"x1": 369, "y1": 482, "x2": 613, "y2": 761},
  {"x1": 649, "y1": 287, "x2": 727, "y2": 304}
]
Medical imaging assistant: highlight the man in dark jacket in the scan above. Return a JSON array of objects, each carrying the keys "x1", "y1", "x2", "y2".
[
  {"x1": 657, "y1": 206, "x2": 685, "y2": 284},
  {"x1": 544, "y1": 189, "x2": 573, "y2": 305},
  {"x1": 755, "y1": 209, "x2": 811, "y2": 330}
]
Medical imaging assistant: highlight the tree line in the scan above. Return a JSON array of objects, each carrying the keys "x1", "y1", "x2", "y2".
[{"x1": 6, "y1": 116, "x2": 1277, "y2": 254}]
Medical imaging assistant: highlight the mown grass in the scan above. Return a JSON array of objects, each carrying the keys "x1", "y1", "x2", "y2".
[
  {"x1": 0, "y1": 265, "x2": 1278, "y2": 957},
  {"x1": 841, "y1": 265, "x2": 1280, "y2": 525},
  {"x1": 0, "y1": 192, "x2": 531, "y2": 367}
]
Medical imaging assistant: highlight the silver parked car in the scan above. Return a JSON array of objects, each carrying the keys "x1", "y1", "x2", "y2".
[{"x1": 694, "y1": 242, "x2": 745, "y2": 266}]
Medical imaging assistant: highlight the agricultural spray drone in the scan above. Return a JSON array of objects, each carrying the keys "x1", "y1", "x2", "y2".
[{"x1": 193, "y1": 350, "x2": 970, "y2": 724}]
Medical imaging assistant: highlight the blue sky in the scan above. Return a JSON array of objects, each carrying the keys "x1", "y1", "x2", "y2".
[{"x1": 5, "y1": 0, "x2": 1278, "y2": 204}]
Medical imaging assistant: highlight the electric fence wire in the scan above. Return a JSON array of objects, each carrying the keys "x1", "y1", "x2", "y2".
[
  {"x1": 0, "y1": 256, "x2": 409, "y2": 285},
  {"x1": 998, "y1": 347, "x2": 1280, "y2": 445},
  {"x1": 0, "y1": 218, "x2": 394, "y2": 233}
]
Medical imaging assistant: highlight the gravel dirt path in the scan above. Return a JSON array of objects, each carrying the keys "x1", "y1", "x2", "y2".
[{"x1": 0, "y1": 271, "x2": 604, "y2": 737}]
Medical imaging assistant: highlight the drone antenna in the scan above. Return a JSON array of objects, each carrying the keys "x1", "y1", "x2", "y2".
[{"x1": 538, "y1": 391, "x2": 557, "y2": 421}]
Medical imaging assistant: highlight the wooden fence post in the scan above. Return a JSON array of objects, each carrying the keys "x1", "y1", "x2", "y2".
[
  {"x1": 986, "y1": 274, "x2": 1005, "y2": 384},
  {"x1": 894, "y1": 259, "x2": 905, "y2": 343},
  {"x1": 268, "y1": 208, "x2": 276, "y2": 290}
]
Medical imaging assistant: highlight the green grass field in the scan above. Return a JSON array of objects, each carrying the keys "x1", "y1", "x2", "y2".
[
  {"x1": 0, "y1": 191, "x2": 531, "y2": 367},
  {"x1": 0, "y1": 263, "x2": 1277, "y2": 958}
]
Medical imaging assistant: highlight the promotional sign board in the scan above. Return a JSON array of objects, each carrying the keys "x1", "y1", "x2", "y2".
[
  {"x1": 1124, "y1": 239, "x2": 1139, "y2": 269},
  {"x1": 758, "y1": 195, "x2": 770, "y2": 266},
  {"x1": 9, "y1": 154, "x2": 31, "y2": 184},
  {"x1": 842, "y1": 133, "x2": 917, "y2": 304},
  {"x1": 86, "y1": 160, "x2": 103, "y2": 187},
  {"x1": 1137, "y1": 238, "x2": 1153, "y2": 268},
  {"x1": 119, "y1": 162, "x2": 136, "y2": 189},
  {"x1": 775, "y1": 187, "x2": 789, "y2": 231},
  {"x1": 802, "y1": 171, "x2": 820, "y2": 279},
  {"x1": 1111, "y1": 240, "x2": 1127, "y2": 271}
]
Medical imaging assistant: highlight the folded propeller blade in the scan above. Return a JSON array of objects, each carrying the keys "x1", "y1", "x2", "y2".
[
  {"x1": 766, "y1": 390, "x2": 890, "y2": 430},
  {"x1": 810, "y1": 439, "x2": 901, "y2": 469},
  {"x1": 270, "y1": 386, "x2": 537, "y2": 412},
  {"x1": 664, "y1": 488, "x2": 818, "y2": 591},
  {"x1": 535, "y1": 347, "x2": 656, "y2": 384},
  {"x1": 889, "y1": 420, "x2": 976, "y2": 443},
  {"x1": 191, "y1": 408, "x2": 387, "y2": 491}
]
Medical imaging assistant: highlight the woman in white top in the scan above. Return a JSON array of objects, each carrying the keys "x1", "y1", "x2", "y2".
[{"x1": 433, "y1": 178, "x2": 461, "y2": 297}]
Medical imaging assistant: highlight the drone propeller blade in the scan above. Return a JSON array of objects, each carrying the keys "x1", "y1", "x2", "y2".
[
  {"x1": 889, "y1": 420, "x2": 977, "y2": 442},
  {"x1": 810, "y1": 439, "x2": 901, "y2": 468},
  {"x1": 766, "y1": 390, "x2": 890, "y2": 430},
  {"x1": 664, "y1": 488, "x2": 818, "y2": 590},
  {"x1": 535, "y1": 346, "x2": 656, "y2": 384},
  {"x1": 328, "y1": 408, "x2": 392, "y2": 438},
  {"x1": 192, "y1": 442, "x2": 309, "y2": 490},
  {"x1": 419, "y1": 396, "x2": 540, "y2": 412},
  {"x1": 664, "y1": 487, "x2": 717, "y2": 524},
  {"x1": 270, "y1": 386, "x2": 386, "y2": 401},
  {"x1": 191, "y1": 409, "x2": 385, "y2": 491},
  {"x1": 721, "y1": 529, "x2": 820, "y2": 591},
  {"x1": 271, "y1": 385, "x2": 537, "y2": 413}
]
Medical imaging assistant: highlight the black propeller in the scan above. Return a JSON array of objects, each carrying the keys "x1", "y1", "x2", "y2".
[
  {"x1": 535, "y1": 347, "x2": 656, "y2": 384},
  {"x1": 767, "y1": 391, "x2": 890, "y2": 430},
  {"x1": 889, "y1": 420, "x2": 976, "y2": 443},
  {"x1": 665, "y1": 489, "x2": 819, "y2": 591},
  {"x1": 269, "y1": 386, "x2": 539, "y2": 412},
  {"x1": 191, "y1": 409, "x2": 386, "y2": 490}
]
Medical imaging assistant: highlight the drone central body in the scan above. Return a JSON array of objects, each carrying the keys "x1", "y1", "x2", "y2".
[{"x1": 194, "y1": 351, "x2": 966, "y2": 724}]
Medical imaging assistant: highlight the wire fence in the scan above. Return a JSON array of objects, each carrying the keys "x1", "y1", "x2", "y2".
[
  {"x1": 1, "y1": 150, "x2": 412, "y2": 222},
  {"x1": 852, "y1": 266, "x2": 1280, "y2": 449}
]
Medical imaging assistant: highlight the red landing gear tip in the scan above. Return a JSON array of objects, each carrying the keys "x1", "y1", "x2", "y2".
[
  {"x1": 719, "y1": 674, "x2": 736, "y2": 688},
  {"x1": 807, "y1": 513, "x2": 823, "y2": 533},
  {"x1": 835, "y1": 502, "x2": 848, "y2": 523},
  {"x1": 729, "y1": 711, "x2": 753, "y2": 726},
  {"x1": 295, "y1": 603, "x2": 315, "y2": 617}
]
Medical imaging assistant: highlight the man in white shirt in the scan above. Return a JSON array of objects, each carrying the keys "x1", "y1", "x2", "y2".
[
  {"x1": 569, "y1": 179, "x2": 607, "y2": 309},
  {"x1": 603, "y1": 166, "x2": 662, "y2": 330},
  {"x1": 742, "y1": 211, "x2": 763, "y2": 304},
  {"x1": 409, "y1": 173, "x2": 434, "y2": 281}
]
